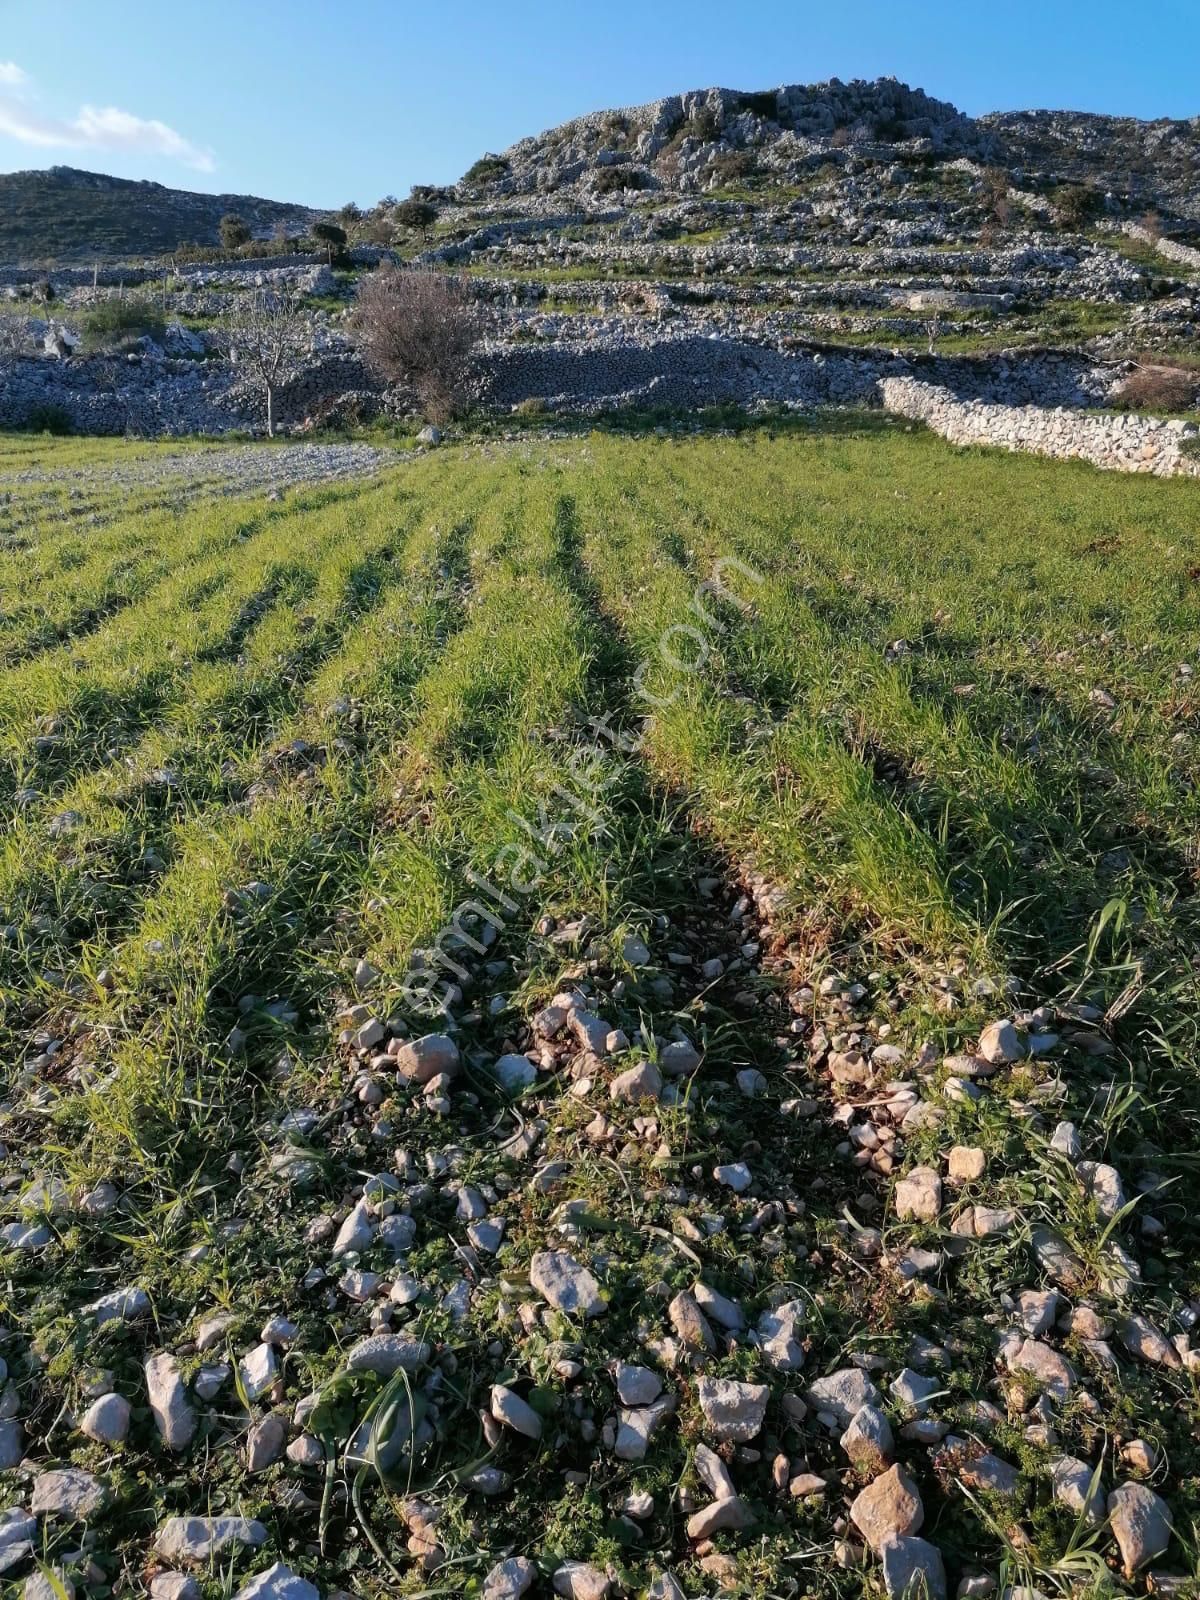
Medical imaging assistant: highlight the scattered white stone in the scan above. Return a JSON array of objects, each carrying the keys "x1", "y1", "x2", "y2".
[
  {"x1": 615, "y1": 1396, "x2": 675, "y2": 1461},
  {"x1": 1077, "y1": 1160, "x2": 1126, "y2": 1220},
  {"x1": 695, "y1": 1377, "x2": 768, "y2": 1442},
  {"x1": 1108, "y1": 1483, "x2": 1172, "y2": 1576},
  {"x1": 238, "y1": 1342, "x2": 279, "y2": 1403},
  {"x1": 25, "y1": 1572, "x2": 74, "y2": 1600},
  {"x1": 393, "y1": 1033, "x2": 460, "y2": 1083},
  {"x1": 693, "y1": 1281, "x2": 744, "y2": 1332},
  {"x1": 87, "y1": 1286, "x2": 150, "y2": 1324},
  {"x1": 196, "y1": 1313, "x2": 235, "y2": 1352},
  {"x1": 659, "y1": 1039, "x2": 701, "y2": 1075},
  {"x1": 686, "y1": 1497, "x2": 755, "y2": 1538},
  {"x1": 1049, "y1": 1121, "x2": 1082, "y2": 1159},
  {"x1": 150, "y1": 1575, "x2": 200, "y2": 1600},
  {"x1": 614, "y1": 1363, "x2": 662, "y2": 1407},
  {"x1": 841, "y1": 1404, "x2": 894, "y2": 1473},
  {"x1": 490, "y1": 1384, "x2": 543, "y2": 1439},
  {"x1": 1050, "y1": 1456, "x2": 1104, "y2": 1526},
  {"x1": 260, "y1": 1316, "x2": 298, "y2": 1346},
  {"x1": 850, "y1": 1464, "x2": 924, "y2": 1550},
  {"x1": 492, "y1": 1053, "x2": 537, "y2": 1092},
  {"x1": 713, "y1": 1162, "x2": 751, "y2": 1193},
  {"x1": 0, "y1": 1419, "x2": 23, "y2": 1470},
  {"x1": 482, "y1": 1555, "x2": 537, "y2": 1600},
  {"x1": 1017, "y1": 1289, "x2": 1060, "y2": 1336},
  {"x1": 154, "y1": 1517, "x2": 269, "y2": 1565},
  {"x1": 246, "y1": 1413, "x2": 287, "y2": 1473},
  {"x1": 530, "y1": 1249, "x2": 606, "y2": 1317},
  {"x1": 553, "y1": 1561, "x2": 611, "y2": 1600},
  {"x1": 194, "y1": 1362, "x2": 230, "y2": 1401},
  {"x1": 756, "y1": 1299, "x2": 806, "y2": 1371},
  {"x1": 879, "y1": 1535, "x2": 946, "y2": 1600},
  {"x1": 80, "y1": 1392, "x2": 130, "y2": 1446},
  {"x1": 331, "y1": 1199, "x2": 374, "y2": 1257},
  {"x1": 469, "y1": 1218, "x2": 505, "y2": 1253},
  {"x1": 31, "y1": 1469, "x2": 109, "y2": 1520},
  {"x1": 894, "y1": 1166, "x2": 942, "y2": 1223},
  {"x1": 0, "y1": 1221, "x2": 53, "y2": 1251},
  {"x1": 145, "y1": 1353, "x2": 197, "y2": 1451},
  {"x1": 610, "y1": 1060, "x2": 662, "y2": 1102},
  {"x1": 233, "y1": 1563, "x2": 320, "y2": 1600},
  {"x1": 345, "y1": 1335, "x2": 430, "y2": 1375},
  {"x1": 806, "y1": 1368, "x2": 882, "y2": 1429},
  {"x1": 979, "y1": 1019, "x2": 1027, "y2": 1063},
  {"x1": 947, "y1": 1145, "x2": 986, "y2": 1182}
]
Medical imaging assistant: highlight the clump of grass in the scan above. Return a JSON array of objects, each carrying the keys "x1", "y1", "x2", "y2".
[{"x1": 79, "y1": 296, "x2": 167, "y2": 354}]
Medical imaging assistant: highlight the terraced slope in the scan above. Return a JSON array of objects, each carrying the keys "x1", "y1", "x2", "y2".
[{"x1": 1, "y1": 422, "x2": 1199, "y2": 1600}]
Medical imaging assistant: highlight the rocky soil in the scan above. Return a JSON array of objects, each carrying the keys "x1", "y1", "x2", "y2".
[{"x1": 3, "y1": 857, "x2": 1195, "y2": 1600}]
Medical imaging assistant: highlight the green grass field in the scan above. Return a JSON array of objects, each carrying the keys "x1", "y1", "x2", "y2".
[{"x1": 2, "y1": 419, "x2": 1199, "y2": 1599}]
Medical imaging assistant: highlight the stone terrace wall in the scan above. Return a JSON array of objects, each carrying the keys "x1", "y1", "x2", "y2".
[
  {"x1": 474, "y1": 333, "x2": 882, "y2": 412},
  {"x1": 882, "y1": 376, "x2": 1200, "y2": 478},
  {"x1": 0, "y1": 349, "x2": 374, "y2": 436},
  {"x1": 1121, "y1": 222, "x2": 1200, "y2": 272}
]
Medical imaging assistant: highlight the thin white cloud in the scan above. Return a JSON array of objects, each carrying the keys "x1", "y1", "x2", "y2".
[{"x1": 0, "y1": 65, "x2": 214, "y2": 171}]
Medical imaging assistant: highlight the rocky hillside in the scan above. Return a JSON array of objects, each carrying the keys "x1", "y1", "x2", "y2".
[
  {"x1": 0, "y1": 166, "x2": 320, "y2": 264},
  {"x1": 3, "y1": 75, "x2": 1200, "y2": 439},
  {"x1": 459, "y1": 77, "x2": 1200, "y2": 221}
]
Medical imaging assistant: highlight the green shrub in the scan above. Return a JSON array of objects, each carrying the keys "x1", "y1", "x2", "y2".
[
  {"x1": 219, "y1": 212, "x2": 251, "y2": 250},
  {"x1": 23, "y1": 403, "x2": 72, "y2": 435},
  {"x1": 712, "y1": 150, "x2": 757, "y2": 184},
  {"x1": 80, "y1": 297, "x2": 167, "y2": 354},
  {"x1": 1054, "y1": 183, "x2": 1101, "y2": 228},
  {"x1": 393, "y1": 198, "x2": 439, "y2": 236},
  {"x1": 591, "y1": 165, "x2": 650, "y2": 195},
  {"x1": 738, "y1": 90, "x2": 779, "y2": 121},
  {"x1": 463, "y1": 154, "x2": 509, "y2": 186}
]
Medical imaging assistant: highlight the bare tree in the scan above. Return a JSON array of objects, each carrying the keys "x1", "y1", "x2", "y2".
[
  {"x1": 352, "y1": 266, "x2": 480, "y2": 423},
  {"x1": 220, "y1": 287, "x2": 309, "y2": 438},
  {"x1": 0, "y1": 318, "x2": 31, "y2": 359}
]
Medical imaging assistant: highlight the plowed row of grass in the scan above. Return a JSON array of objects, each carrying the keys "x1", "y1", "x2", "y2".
[{"x1": 2, "y1": 421, "x2": 1199, "y2": 1599}]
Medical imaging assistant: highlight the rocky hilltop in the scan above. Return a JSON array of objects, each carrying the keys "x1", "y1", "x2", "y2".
[{"x1": 462, "y1": 77, "x2": 1200, "y2": 219}]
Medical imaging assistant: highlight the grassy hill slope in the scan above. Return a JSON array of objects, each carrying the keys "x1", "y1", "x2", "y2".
[{"x1": 0, "y1": 165, "x2": 320, "y2": 263}]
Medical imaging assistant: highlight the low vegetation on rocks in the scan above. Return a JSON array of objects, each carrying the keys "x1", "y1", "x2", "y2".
[{"x1": 0, "y1": 415, "x2": 1198, "y2": 1600}]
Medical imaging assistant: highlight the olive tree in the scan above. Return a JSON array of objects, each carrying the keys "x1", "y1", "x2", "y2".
[
  {"x1": 220, "y1": 287, "x2": 309, "y2": 438},
  {"x1": 312, "y1": 221, "x2": 348, "y2": 264},
  {"x1": 219, "y1": 212, "x2": 252, "y2": 251},
  {"x1": 393, "y1": 198, "x2": 439, "y2": 239}
]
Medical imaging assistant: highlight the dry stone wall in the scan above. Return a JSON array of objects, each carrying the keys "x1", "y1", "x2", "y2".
[
  {"x1": 1121, "y1": 222, "x2": 1200, "y2": 272},
  {"x1": 882, "y1": 376, "x2": 1200, "y2": 478}
]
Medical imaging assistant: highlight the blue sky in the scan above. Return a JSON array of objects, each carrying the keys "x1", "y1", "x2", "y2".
[{"x1": 1, "y1": 0, "x2": 1197, "y2": 207}]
